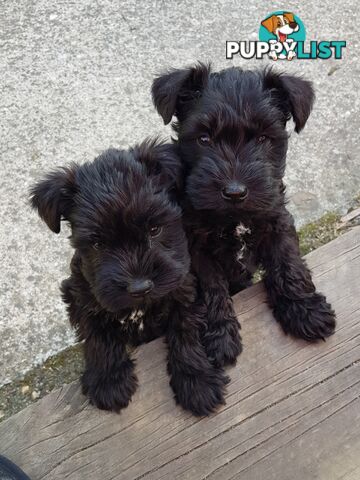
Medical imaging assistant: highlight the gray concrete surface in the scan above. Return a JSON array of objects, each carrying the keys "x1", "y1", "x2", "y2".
[{"x1": 1, "y1": 0, "x2": 359, "y2": 386}]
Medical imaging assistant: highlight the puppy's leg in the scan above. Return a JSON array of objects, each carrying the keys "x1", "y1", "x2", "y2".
[
  {"x1": 62, "y1": 278, "x2": 137, "y2": 412},
  {"x1": 81, "y1": 322, "x2": 138, "y2": 412},
  {"x1": 167, "y1": 300, "x2": 229, "y2": 416},
  {"x1": 260, "y1": 212, "x2": 336, "y2": 341},
  {"x1": 193, "y1": 253, "x2": 243, "y2": 367},
  {"x1": 202, "y1": 279, "x2": 243, "y2": 367}
]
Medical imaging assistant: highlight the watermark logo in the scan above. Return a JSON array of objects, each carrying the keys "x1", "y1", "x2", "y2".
[
  {"x1": 226, "y1": 10, "x2": 346, "y2": 61},
  {"x1": 259, "y1": 11, "x2": 305, "y2": 61}
]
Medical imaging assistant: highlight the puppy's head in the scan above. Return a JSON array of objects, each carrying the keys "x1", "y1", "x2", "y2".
[
  {"x1": 261, "y1": 13, "x2": 299, "y2": 37},
  {"x1": 30, "y1": 140, "x2": 189, "y2": 312},
  {"x1": 152, "y1": 64, "x2": 314, "y2": 218}
]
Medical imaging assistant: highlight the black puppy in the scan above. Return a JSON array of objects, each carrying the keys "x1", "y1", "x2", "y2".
[
  {"x1": 152, "y1": 63, "x2": 335, "y2": 367},
  {"x1": 30, "y1": 139, "x2": 228, "y2": 415}
]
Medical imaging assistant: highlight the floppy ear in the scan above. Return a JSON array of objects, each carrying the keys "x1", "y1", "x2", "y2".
[
  {"x1": 261, "y1": 15, "x2": 277, "y2": 33},
  {"x1": 265, "y1": 70, "x2": 315, "y2": 133},
  {"x1": 30, "y1": 165, "x2": 77, "y2": 233},
  {"x1": 151, "y1": 62, "x2": 211, "y2": 125}
]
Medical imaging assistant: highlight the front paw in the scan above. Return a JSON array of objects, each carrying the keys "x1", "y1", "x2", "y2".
[
  {"x1": 203, "y1": 322, "x2": 242, "y2": 367},
  {"x1": 275, "y1": 293, "x2": 336, "y2": 341},
  {"x1": 82, "y1": 360, "x2": 138, "y2": 412},
  {"x1": 287, "y1": 50, "x2": 296, "y2": 61},
  {"x1": 170, "y1": 369, "x2": 229, "y2": 416}
]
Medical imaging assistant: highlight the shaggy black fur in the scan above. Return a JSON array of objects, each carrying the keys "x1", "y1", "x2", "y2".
[
  {"x1": 152, "y1": 63, "x2": 336, "y2": 366},
  {"x1": 30, "y1": 139, "x2": 228, "y2": 415}
]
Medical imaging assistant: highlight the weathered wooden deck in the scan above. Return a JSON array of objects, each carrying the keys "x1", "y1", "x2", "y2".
[{"x1": 0, "y1": 227, "x2": 359, "y2": 480}]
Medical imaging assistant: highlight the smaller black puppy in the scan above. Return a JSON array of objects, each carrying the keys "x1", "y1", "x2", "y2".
[
  {"x1": 152, "y1": 64, "x2": 335, "y2": 368},
  {"x1": 30, "y1": 140, "x2": 228, "y2": 415}
]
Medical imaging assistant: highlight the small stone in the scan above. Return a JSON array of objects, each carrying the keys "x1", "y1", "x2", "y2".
[
  {"x1": 0, "y1": 410, "x2": 4, "y2": 419},
  {"x1": 327, "y1": 65, "x2": 340, "y2": 76},
  {"x1": 21, "y1": 385, "x2": 30, "y2": 394},
  {"x1": 31, "y1": 390, "x2": 40, "y2": 400}
]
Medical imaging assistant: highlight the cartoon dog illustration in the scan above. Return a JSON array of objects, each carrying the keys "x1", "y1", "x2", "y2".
[{"x1": 261, "y1": 12, "x2": 299, "y2": 60}]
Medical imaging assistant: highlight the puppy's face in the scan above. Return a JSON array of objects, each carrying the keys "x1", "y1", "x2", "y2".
[
  {"x1": 31, "y1": 141, "x2": 189, "y2": 312},
  {"x1": 262, "y1": 13, "x2": 299, "y2": 38},
  {"x1": 176, "y1": 73, "x2": 290, "y2": 215},
  {"x1": 152, "y1": 65, "x2": 314, "y2": 219}
]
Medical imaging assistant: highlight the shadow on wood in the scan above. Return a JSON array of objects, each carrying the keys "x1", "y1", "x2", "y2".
[{"x1": 0, "y1": 227, "x2": 359, "y2": 480}]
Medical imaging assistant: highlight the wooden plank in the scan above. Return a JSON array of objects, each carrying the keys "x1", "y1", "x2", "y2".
[{"x1": 0, "y1": 227, "x2": 359, "y2": 480}]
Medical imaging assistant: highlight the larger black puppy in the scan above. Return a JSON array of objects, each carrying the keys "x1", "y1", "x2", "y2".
[
  {"x1": 152, "y1": 64, "x2": 336, "y2": 367},
  {"x1": 30, "y1": 139, "x2": 228, "y2": 415}
]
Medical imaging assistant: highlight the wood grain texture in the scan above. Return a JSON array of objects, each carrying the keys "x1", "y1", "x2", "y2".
[{"x1": 1, "y1": 227, "x2": 359, "y2": 480}]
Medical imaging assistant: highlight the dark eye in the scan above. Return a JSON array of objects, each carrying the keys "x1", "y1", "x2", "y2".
[
  {"x1": 149, "y1": 226, "x2": 162, "y2": 238},
  {"x1": 198, "y1": 135, "x2": 212, "y2": 146},
  {"x1": 257, "y1": 135, "x2": 268, "y2": 144}
]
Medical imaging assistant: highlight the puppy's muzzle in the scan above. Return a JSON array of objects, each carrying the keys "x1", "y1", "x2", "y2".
[
  {"x1": 221, "y1": 182, "x2": 248, "y2": 202},
  {"x1": 127, "y1": 279, "x2": 154, "y2": 297}
]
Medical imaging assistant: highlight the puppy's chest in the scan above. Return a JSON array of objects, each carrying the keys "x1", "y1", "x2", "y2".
[
  {"x1": 116, "y1": 303, "x2": 169, "y2": 343},
  {"x1": 233, "y1": 223, "x2": 252, "y2": 262},
  {"x1": 118, "y1": 308, "x2": 146, "y2": 332},
  {"x1": 215, "y1": 222, "x2": 254, "y2": 266}
]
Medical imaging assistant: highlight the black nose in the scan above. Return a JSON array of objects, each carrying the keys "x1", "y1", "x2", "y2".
[
  {"x1": 127, "y1": 279, "x2": 154, "y2": 297},
  {"x1": 289, "y1": 21, "x2": 297, "y2": 28},
  {"x1": 221, "y1": 183, "x2": 248, "y2": 201}
]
